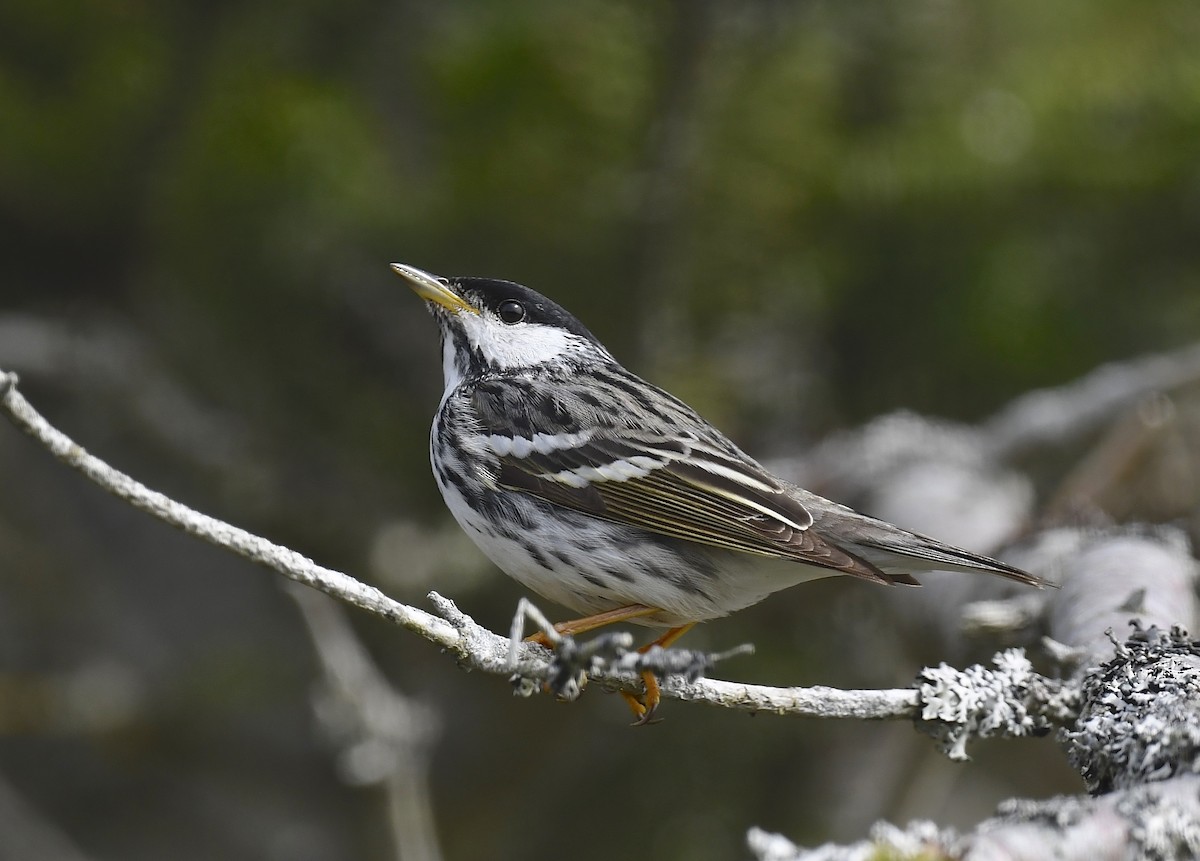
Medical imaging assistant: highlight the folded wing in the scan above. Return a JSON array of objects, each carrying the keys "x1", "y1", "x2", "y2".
[{"x1": 481, "y1": 423, "x2": 913, "y2": 585}]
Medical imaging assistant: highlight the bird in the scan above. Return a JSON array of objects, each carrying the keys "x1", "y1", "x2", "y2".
[{"x1": 392, "y1": 262, "x2": 1047, "y2": 721}]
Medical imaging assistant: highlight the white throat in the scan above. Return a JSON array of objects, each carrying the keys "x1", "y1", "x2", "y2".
[{"x1": 439, "y1": 335, "x2": 464, "y2": 403}]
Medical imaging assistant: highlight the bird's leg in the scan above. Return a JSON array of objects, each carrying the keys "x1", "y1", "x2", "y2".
[
  {"x1": 521, "y1": 607, "x2": 695, "y2": 723},
  {"x1": 524, "y1": 603, "x2": 659, "y2": 646},
  {"x1": 623, "y1": 622, "x2": 697, "y2": 725}
]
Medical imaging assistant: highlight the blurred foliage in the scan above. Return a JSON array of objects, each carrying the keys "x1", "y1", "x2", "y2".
[{"x1": 1, "y1": 1, "x2": 1198, "y2": 859}]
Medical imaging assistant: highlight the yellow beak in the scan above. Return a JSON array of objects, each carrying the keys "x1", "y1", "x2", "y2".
[{"x1": 390, "y1": 263, "x2": 479, "y2": 315}]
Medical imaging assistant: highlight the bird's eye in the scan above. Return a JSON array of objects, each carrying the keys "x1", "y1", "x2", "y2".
[{"x1": 498, "y1": 300, "x2": 526, "y2": 324}]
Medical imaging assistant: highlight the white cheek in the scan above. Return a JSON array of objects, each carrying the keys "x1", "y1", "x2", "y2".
[{"x1": 460, "y1": 315, "x2": 583, "y2": 369}]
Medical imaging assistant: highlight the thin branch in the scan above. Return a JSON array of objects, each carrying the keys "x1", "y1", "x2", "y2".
[
  {"x1": 0, "y1": 367, "x2": 931, "y2": 721},
  {"x1": 0, "y1": 366, "x2": 1080, "y2": 743},
  {"x1": 0, "y1": 369, "x2": 458, "y2": 650},
  {"x1": 430, "y1": 592, "x2": 923, "y2": 720}
]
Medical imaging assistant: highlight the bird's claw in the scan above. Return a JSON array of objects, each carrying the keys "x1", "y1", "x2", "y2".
[
  {"x1": 621, "y1": 671, "x2": 663, "y2": 726},
  {"x1": 631, "y1": 705, "x2": 662, "y2": 726}
]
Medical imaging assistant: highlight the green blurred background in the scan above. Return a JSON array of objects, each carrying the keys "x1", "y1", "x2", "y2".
[{"x1": 1, "y1": 1, "x2": 1198, "y2": 859}]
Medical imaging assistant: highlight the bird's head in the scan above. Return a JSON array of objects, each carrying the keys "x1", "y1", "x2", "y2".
[{"x1": 391, "y1": 263, "x2": 612, "y2": 389}]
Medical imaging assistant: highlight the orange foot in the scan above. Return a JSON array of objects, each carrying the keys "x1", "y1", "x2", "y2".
[
  {"x1": 620, "y1": 623, "x2": 696, "y2": 725},
  {"x1": 522, "y1": 607, "x2": 697, "y2": 723}
]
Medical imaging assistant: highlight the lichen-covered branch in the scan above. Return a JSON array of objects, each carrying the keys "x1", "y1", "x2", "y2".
[
  {"x1": 0, "y1": 369, "x2": 460, "y2": 650},
  {"x1": 1064, "y1": 623, "x2": 1200, "y2": 794},
  {"x1": 428, "y1": 591, "x2": 925, "y2": 720},
  {"x1": 749, "y1": 623, "x2": 1200, "y2": 859},
  {"x1": 915, "y1": 648, "x2": 1078, "y2": 760},
  {"x1": 0, "y1": 367, "x2": 1051, "y2": 729},
  {"x1": 748, "y1": 773, "x2": 1200, "y2": 861}
]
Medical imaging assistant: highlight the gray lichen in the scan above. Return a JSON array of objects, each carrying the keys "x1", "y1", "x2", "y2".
[
  {"x1": 915, "y1": 648, "x2": 1076, "y2": 760},
  {"x1": 1063, "y1": 622, "x2": 1200, "y2": 793},
  {"x1": 749, "y1": 777, "x2": 1200, "y2": 861},
  {"x1": 746, "y1": 820, "x2": 952, "y2": 861},
  {"x1": 507, "y1": 626, "x2": 753, "y2": 703}
]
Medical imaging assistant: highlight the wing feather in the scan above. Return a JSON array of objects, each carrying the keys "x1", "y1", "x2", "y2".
[{"x1": 486, "y1": 423, "x2": 894, "y2": 584}]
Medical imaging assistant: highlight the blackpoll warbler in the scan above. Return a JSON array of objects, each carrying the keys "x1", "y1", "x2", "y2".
[{"x1": 393, "y1": 263, "x2": 1045, "y2": 720}]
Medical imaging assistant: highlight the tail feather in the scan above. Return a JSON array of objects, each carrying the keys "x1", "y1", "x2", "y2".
[
  {"x1": 796, "y1": 490, "x2": 1050, "y2": 588},
  {"x1": 857, "y1": 534, "x2": 1048, "y2": 587}
]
